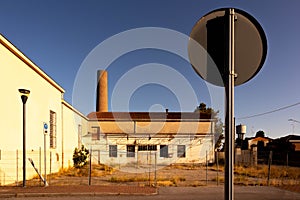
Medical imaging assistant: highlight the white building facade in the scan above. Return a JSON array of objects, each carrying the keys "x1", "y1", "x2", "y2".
[{"x1": 83, "y1": 112, "x2": 215, "y2": 168}]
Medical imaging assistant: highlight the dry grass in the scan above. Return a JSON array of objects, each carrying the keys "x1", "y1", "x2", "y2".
[
  {"x1": 48, "y1": 164, "x2": 115, "y2": 179},
  {"x1": 233, "y1": 165, "x2": 300, "y2": 186},
  {"x1": 108, "y1": 175, "x2": 186, "y2": 186},
  {"x1": 24, "y1": 163, "x2": 300, "y2": 187},
  {"x1": 234, "y1": 165, "x2": 300, "y2": 179}
]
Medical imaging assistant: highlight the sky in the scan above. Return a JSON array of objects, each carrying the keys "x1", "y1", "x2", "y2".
[{"x1": 1, "y1": 0, "x2": 300, "y2": 139}]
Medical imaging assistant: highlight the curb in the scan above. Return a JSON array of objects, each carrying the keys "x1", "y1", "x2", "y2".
[{"x1": 0, "y1": 189, "x2": 158, "y2": 198}]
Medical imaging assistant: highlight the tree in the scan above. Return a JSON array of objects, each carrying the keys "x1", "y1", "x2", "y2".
[
  {"x1": 215, "y1": 133, "x2": 225, "y2": 151},
  {"x1": 195, "y1": 102, "x2": 224, "y2": 151},
  {"x1": 73, "y1": 145, "x2": 89, "y2": 169},
  {"x1": 255, "y1": 130, "x2": 265, "y2": 138}
]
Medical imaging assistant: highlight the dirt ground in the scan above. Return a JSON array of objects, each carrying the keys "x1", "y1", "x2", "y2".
[
  {"x1": 43, "y1": 164, "x2": 223, "y2": 187},
  {"x1": 21, "y1": 164, "x2": 300, "y2": 193}
]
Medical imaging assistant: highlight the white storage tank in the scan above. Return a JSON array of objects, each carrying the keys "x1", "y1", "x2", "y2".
[{"x1": 236, "y1": 124, "x2": 246, "y2": 140}]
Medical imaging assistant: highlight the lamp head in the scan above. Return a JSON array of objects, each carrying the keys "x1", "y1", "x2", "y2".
[{"x1": 18, "y1": 89, "x2": 30, "y2": 104}]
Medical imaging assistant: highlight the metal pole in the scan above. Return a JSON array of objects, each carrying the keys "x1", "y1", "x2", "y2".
[
  {"x1": 154, "y1": 152, "x2": 157, "y2": 187},
  {"x1": 206, "y1": 151, "x2": 208, "y2": 185},
  {"x1": 39, "y1": 147, "x2": 41, "y2": 186},
  {"x1": 89, "y1": 147, "x2": 92, "y2": 186},
  {"x1": 49, "y1": 151, "x2": 52, "y2": 185},
  {"x1": 22, "y1": 102, "x2": 26, "y2": 187},
  {"x1": 16, "y1": 150, "x2": 18, "y2": 186},
  {"x1": 44, "y1": 133, "x2": 47, "y2": 186},
  {"x1": 216, "y1": 151, "x2": 219, "y2": 186},
  {"x1": 267, "y1": 150, "x2": 272, "y2": 186},
  {"x1": 225, "y1": 8, "x2": 235, "y2": 200}
]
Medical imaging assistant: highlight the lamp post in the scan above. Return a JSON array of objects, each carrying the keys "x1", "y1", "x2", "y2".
[
  {"x1": 19, "y1": 89, "x2": 30, "y2": 187},
  {"x1": 288, "y1": 118, "x2": 300, "y2": 124},
  {"x1": 288, "y1": 119, "x2": 300, "y2": 133}
]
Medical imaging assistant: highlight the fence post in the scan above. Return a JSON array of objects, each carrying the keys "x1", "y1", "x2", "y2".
[
  {"x1": 49, "y1": 151, "x2": 52, "y2": 185},
  {"x1": 267, "y1": 150, "x2": 272, "y2": 186},
  {"x1": 39, "y1": 147, "x2": 41, "y2": 186},
  {"x1": 148, "y1": 151, "x2": 151, "y2": 186},
  {"x1": 88, "y1": 147, "x2": 92, "y2": 186},
  {"x1": 206, "y1": 151, "x2": 208, "y2": 185},
  {"x1": 154, "y1": 152, "x2": 157, "y2": 187},
  {"x1": 216, "y1": 151, "x2": 219, "y2": 186},
  {"x1": 286, "y1": 152, "x2": 289, "y2": 168},
  {"x1": 16, "y1": 150, "x2": 18, "y2": 186}
]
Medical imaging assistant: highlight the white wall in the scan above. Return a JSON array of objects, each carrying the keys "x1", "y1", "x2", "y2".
[
  {"x1": 84, "y1": 120, "x2": 215, "y2": 167},
  {"x1": 62, "y1": 101, "x2": 88, "y2": 168},
  {"x1": 0, "y1": 35, "x2": 85, "y2": 185}
]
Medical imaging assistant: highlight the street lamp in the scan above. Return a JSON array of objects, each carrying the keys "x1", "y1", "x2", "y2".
[
  {"x1": 288, "y1": 118, "x2": 300, "y2": 124},
  {"x1": 19, "y1": 89, "x2": 30, "y2": 187}
]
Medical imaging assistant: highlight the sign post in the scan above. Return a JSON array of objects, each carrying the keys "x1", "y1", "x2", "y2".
[
  {"x1": 188, "y1": 7, "x2": 267, "y2": 200},
  {"x1": 224, "y1": 8, "x2": 235, "y2": 199},
  {"x1": 43, "y1": 122, "x2": 48, "y2": 187}
]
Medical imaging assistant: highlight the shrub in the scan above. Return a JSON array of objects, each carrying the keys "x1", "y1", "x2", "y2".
[{"x1": 72, "y1": 145, "x2": 89, "y2": 169}]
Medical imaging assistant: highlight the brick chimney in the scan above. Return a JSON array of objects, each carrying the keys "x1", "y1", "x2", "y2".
[{"x1": 96, "y1": 70, "x2": 108, "y2": 112}]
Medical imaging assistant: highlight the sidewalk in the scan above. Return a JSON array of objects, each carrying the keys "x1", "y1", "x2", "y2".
[{"x1": 0, "y1": 185, "x2": 158, "y2": 198}]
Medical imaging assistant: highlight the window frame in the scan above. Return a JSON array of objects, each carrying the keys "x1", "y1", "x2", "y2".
[
  {"x1": 49, "y1": 110, "x2": 57, "y2": 149},
  {"x1": 160, "y1": 145, "x2": 169, "y2": 158},
  {"x1": 91, "y1": 126, "x2": 100, "y2": 141},
  {"x1": 126, "y1": 145, "x2": 135, "y2": 157},
  {"x1": 109, "y1": 145, "x2": 117, "y2": 157},
  {"x1": 138, "y1": 145, "x2": 157, "y2": 151},
  {"x1": 177, "y1": 145, "x2": 186, "y2": 158}
]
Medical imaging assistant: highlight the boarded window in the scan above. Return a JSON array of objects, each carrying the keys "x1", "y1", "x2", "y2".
[
  {"x1": 160, "y1": 145, "x2": 168, "y2": 158},
  {"x1": 109, "y1": 145, "x2": 117, "y2": 157},
  {"x1": 78, "y1": 124, "x2": 82, "y2": 148},
  {"x1": 50, "y1": 111, "x2": 57, "y2": 149},
  {"x1": 127, "y1": 145, "x2": 135, "y2": 157},
  {"x1": 92, "y1": 127, "x2": 100, "y2": 141},
  {"x1": 177, "y1": 145, "x2": 186, "y2": 158}
]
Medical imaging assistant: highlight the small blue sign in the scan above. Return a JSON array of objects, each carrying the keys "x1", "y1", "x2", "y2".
[{"x1": 43, "y1": 123, "x2": 48, "y2": 130}]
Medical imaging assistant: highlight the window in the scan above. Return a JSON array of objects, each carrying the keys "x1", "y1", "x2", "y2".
[
  {"x1": 127, "y1": 145, "x2": 135, "y2": 157},
  {"x1": 92, "y1": 127, "x2": 100, "y2": 141},
  {"x1": 160, "y1": 145, "x2": 168, "y2": 158},
  {"x1": 109, "y1": 145, "x2": 117, "y2": 157},
  {"x1": 50, "y1": 111, "x2": 57, "y2": 149},
  {"x1": 138, "y1": 145, "x2": 157, "y2": 151},
  {"x1": 177, "y1": 145, "x2": 186, "y2": 158}
]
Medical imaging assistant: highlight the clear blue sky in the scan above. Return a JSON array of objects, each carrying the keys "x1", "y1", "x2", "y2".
[{"x1": 1, "y1": 0, "x2": 300, "y2": 139}]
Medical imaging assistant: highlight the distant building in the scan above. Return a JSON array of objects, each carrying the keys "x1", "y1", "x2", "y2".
[
  {"x1": 235, "y1": 125, "x2": 272, "y2": 166},
  {"x1": 84, "y1": 111, "x2": 215, "y2": 167},
  {"x1": 82, "y1": 70, "x2": 216, "y2": 167},
  {"x1": 235, "y1": 124, "x2": 300, "y2": 167},
  {"x1": 270, "y1": 135, "x2": 300, "y2": 166}
]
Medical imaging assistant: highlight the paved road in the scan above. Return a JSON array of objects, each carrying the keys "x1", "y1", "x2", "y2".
[{"x1": 3, "y1": 186, "x2": 300, "y2": 200}]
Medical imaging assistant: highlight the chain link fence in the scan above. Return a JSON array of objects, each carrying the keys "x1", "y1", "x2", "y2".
[
  {"x1": 0, "y1": 148, "x2": 62, "y2": 186},
  {"x1": 1, "y1": 148, "x2": 299, "y2": 187}
]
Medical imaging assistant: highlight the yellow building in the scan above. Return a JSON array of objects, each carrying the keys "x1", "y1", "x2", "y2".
[{"x1": 0, "y1": 34, "x2": 88, "y2": 185}]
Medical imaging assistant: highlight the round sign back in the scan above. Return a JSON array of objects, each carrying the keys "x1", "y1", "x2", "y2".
[{"x1": 188, "y1": 8, "x2": 267, "y2": 86}]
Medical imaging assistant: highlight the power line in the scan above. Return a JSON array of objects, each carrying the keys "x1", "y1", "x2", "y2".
[{"x1": 237, "y1": 101, "x2": 300, "y2": 120}]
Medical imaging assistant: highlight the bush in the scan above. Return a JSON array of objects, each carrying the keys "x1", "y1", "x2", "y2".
[{"x1": 72, "y1": 145, "x2": 89, "y2": 169}]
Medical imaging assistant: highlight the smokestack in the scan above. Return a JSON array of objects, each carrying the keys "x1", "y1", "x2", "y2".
[{"x1": 96, "y1": 70, "x2": 108, "y2": 112}]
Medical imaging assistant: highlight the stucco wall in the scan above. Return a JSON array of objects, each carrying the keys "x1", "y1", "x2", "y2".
[
  {"x1": 84, "y1": 120, "x2": 215, "y2": 167},
  {"x1": 62, "y1": 101, "x2": 88, "y2": 168},
  {"x1": 0, "y1": 35, "x2": 84, "y2": 185}
]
